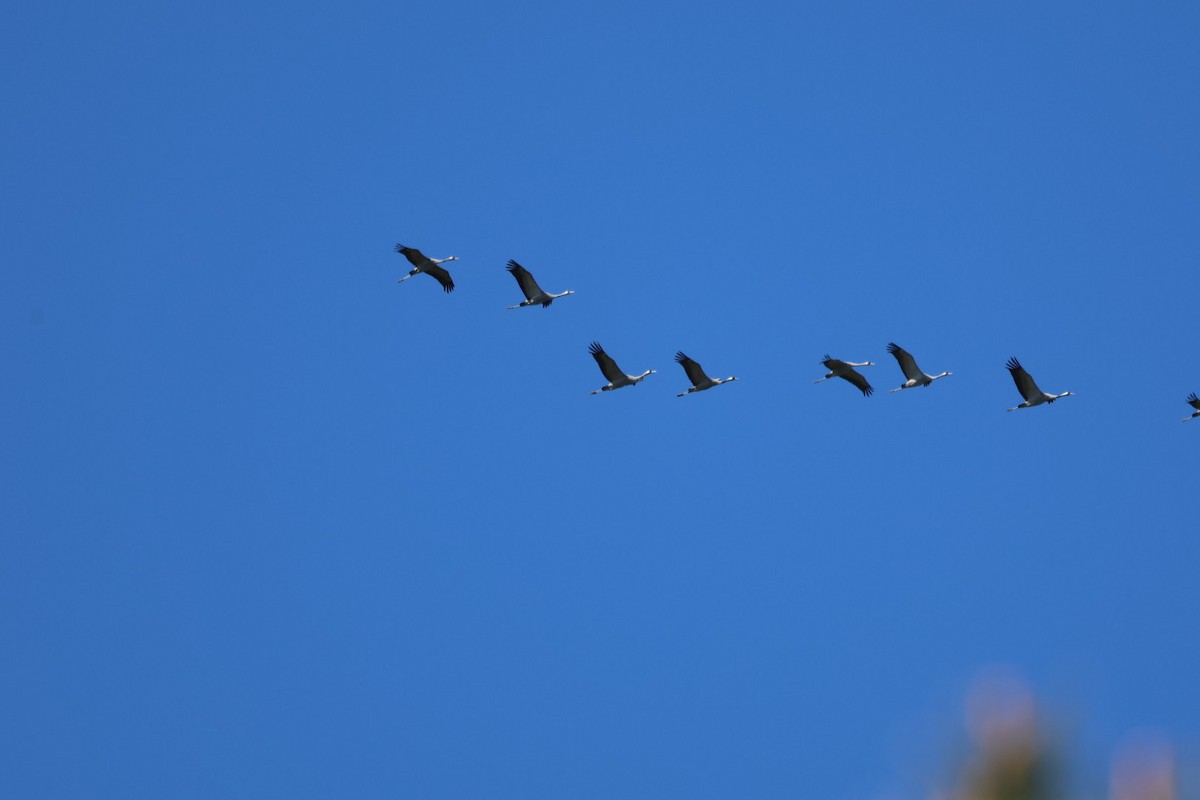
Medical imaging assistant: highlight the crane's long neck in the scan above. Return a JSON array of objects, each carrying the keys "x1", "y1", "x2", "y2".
[
  {"x1": 435, "y1": 256, "x2": 458, "y2": 264},
  {"x1": 634, "y1": 370, "x2": 654, "y2": 381}
]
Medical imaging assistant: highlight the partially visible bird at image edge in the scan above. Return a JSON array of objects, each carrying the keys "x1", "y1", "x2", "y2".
[{"x1": 1181, "y1": 393, "x2": 1200, "y2": 422}]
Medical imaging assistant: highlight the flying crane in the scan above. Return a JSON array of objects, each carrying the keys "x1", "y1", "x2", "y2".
[
  {"x1": 886, "y1": 343, "x2": 952, "y2": 392},
  {"x1": 505, "y1": 260, "x2": 575, "y2": 309},
  {"x1": 1182, "y1": 393, "x2": 1200, "y2": 422},
  {"x1": 815, "y1": 355, "x2": 875, "y2": 397},
  {"x1": 395, "y1": 244, "x2": 458, "y2": 293},
  {"x1": 673, "y1": 352, "x2": 738, "y2": 397},
  {"x1": 588, "y1": 342, "x2": 655, "y2": 394},
  {"x1": 1005, "y1": 357, "x2": 1074, "y2": 412}
]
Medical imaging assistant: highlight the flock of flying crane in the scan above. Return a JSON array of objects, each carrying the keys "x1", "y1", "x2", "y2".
[{"x1": 395, "y1": 243, "x2": 1200, "y2": 420}]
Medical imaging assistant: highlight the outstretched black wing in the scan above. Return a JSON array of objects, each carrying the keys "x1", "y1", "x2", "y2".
[
  {"x1": 1006, "y1": 357, "x2": 1041, "y2": 401},
  {"x1": 589, "y1": 341, "x2": 624, "y2": 382},
  {"x1": 674, "y1": 351, "x2": 709, "y2": 387},
  {"x1": 424, "y1": 264, "x2": 454, "y2": 293},
  {"x1": 841, "y1": 368, "x2": 874, "y2": 397},
  {"x1": 506, "y1": 260, "x2": 542, "y2": 301},
  {"x1": 395, "y1": 244, "x2": 428, "y2": 268},
  {"x1": 886, "y1": 342, "x2": 922, "y2": 381}
]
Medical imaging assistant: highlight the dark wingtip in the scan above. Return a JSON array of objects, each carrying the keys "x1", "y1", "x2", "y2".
[
  {"x1": 506, "y1": 259, "x2": 520, "y2": 271},
  {"x1": 863, "y1": 386, "x2": 874, "y2": 397},
  {"x1": 1006, "y1": 356, "x2": 1021, "y2": 371},
  {"x1": 886, "y1": 342, "x2": 899, "y2": 353},
  {"x1": 674, "y1": 351, "x2": 687, "y2": 363},
  {"x1": 394, "y1": 243, "x2": 406, "y2": 252},
  {"x1": 588, "y1": 341, "x2": 602, "y2": 355}
]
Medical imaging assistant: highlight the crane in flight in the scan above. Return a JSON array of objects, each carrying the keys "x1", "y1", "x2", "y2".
[
  {"x1": 1182, "y1": 393, "x2": 1200, "y2": 422},
  {"x1": 815, "y1": 355, "x2": 875, "y2": 397},
  {"x1": 395, "y1": 244, "x2": 458, "y2": 293},
  {"x1": 504, "y1": 260, "x2": 575, "y2": 309},
  {"x1": 1005, "y1": 357, "x2": 1074, "y2": 411},
  {"x1": 673, "y1": 352, "x2": 738, "y2": 397},
  {"x1": 886, "y1": 343, "x2": 952, "y2": 392},
  {"x1": 588, "y1": 342, "x2": 655, "y2": 394}
]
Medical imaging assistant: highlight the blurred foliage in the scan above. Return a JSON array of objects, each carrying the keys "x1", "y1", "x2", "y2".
[
  {"x1": 1108, "y1": 732, "x2": 1177, "y2": 800},
  {"x1": 954, "y1": 670, "x2": 1058, "y2": 800},
  {"x1": 933, "y1": 669, "x2": 1179, "y2": 800}
]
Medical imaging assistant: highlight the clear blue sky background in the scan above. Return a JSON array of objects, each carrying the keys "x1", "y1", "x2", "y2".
[{"x1": 3, "y1": 2, "x2": 1198, "y2": 798}]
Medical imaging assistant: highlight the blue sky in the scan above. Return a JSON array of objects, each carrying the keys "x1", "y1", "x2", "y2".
[{"x1": 3, "y1": 2, "x2": 1198, "y2": 797}]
